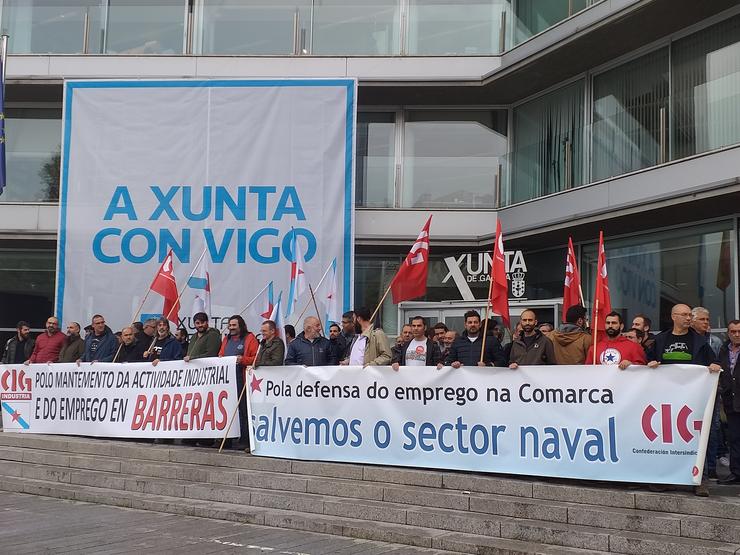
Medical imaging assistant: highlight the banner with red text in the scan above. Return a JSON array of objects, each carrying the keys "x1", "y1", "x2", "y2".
[{"x1": 0, "y1": 357, "x2": 238, "y2": 438}]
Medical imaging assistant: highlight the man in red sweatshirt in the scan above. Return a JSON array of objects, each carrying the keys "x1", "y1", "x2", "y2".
[
  {"x1": 26, "y1": 316, "x2": 66, "y2": 364},
  {"x1": 586, "y1": 312, "x2": 646, "y2": 369}
]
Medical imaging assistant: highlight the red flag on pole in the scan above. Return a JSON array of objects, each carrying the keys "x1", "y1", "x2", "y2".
[
  {"x1": 391, "y1": 215, "x2": 432, "y2": 304},
  {"x1": 562, "y1": 237, "x2": 582, "y2": 321},
  {"x1": 592, "y1": 231, "x2": 611, "y2": 332},
  {"x1": 489, "y1": 220, "x2": 510, "y2": 328},
  {"x1": 150, "y1": 249, "x2": 180, "y2": 324}
]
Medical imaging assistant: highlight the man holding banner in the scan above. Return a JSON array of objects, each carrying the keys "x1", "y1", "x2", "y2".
[{"x1": 441, "y1": 310, "x2": 506, "y2": 368}]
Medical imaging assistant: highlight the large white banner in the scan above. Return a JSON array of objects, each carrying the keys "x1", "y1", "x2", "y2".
[
  {"x1": 57, "y1": 79, "x2": 356, "y2": 332},
  {"x1": 0, "y1": 357, "x2": 239, "y2": 438},
  {"x1": 247, "y1": 364, "x2": 717, "y2": 485}
]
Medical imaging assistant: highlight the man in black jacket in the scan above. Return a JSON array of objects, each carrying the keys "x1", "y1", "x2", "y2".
[
  {"x1": 718, "y1": 320, "x2": 740, "y2": 484},
  {"x1": 439, "y1": 310, "x2": 506, "y2": 368},
  {"x1": 646, "y1": 303, "x2": 720, "y2": 497},
  {"x1": 113, "y1": 327, "x2": 147, "y2": 362},
  {"x1": 391, "y1": 316, "x2": 443, "y2": 370},
  {"x1": 285, "y1": 316, "x2": 337, "y2": 366}
]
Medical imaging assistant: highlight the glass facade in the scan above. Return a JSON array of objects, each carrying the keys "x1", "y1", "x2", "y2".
[
  {"x1": 0, "y1": 0, "x2": 600, "y2": 56},
  {"x1": 356, "y1": 112, "x2": 396, "y2": 208},
  {"x1": 582, "y1": 221, "x2": 736, "y2": 332},
  {"x1": 1, "y1": 109, "x2": 62, "y2": 203},
  {"x1": 0, "y1": 248, "x2": 56, "y2": 330}
]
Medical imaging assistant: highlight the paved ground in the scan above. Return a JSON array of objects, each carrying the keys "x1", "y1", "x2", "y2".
[{"x1": 0, "y1": 493, "x2": 451, "y2": 554}]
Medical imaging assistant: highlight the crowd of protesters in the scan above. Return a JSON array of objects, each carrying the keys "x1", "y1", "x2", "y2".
[{"x1": 3, "y1": 303, "x2": 738, "y2": 497}]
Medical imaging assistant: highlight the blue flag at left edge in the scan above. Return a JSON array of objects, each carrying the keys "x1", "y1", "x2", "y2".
[{"x1": 0, "y1": 56, "x2": 5, "y2": 196}]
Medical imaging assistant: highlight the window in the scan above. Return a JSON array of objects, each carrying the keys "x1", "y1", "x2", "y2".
[
  {"x1": 591, "y1": 48, "x2": 669, "y2": 181},
  {"x1": 1, "y1": 108, "x2": 61, "y2": 203},
  {"x1": 511, "y1": 80, "x2": 584, "y2": 204},
  {"x1": 104, "y1": 0, "x2": 187, "y2": 54},
  {"x1": 0, "y1": 248, "x2": 56, "y2": 330},
  {"x1": 671, "y1": 14, "x2": 740, "y2": 159},
  {"x1": 312, "y1": 0, "x2": 400, "y2": 55},
  {"x1": 355, "y1": 112, "x2": 396, "y2": 208},
  {"x1": 402, "y1": 110, "x2": 507, "y2": 208}
]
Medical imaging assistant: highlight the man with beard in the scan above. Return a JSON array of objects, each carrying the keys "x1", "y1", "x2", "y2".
[
  {"x1": 391, "y1": 316, "x2": 443, "y2": 370},
  {"x1": 586, "y1": 312, "x2": 646, "y2": 369},
  {"x1": 391, "y1": 323, "x2": 413, "y2": 365},
  {"x1": 59, "y1": 322, "x2": 84, "y2": 362},
  {"x1": 2, "y1": 321, "x2": 34, "y2": 364},
  {"x1": 439, "y1": 310, "x2": 506, "y2": 368},
  {"x1": 27, "y1": 316, "x2": 66, "y2": 364},
  {"x1": 113, "y1": 326, "x2": 148, "y2": 363},
  {"x1": 145, "y1": 318, "x2": 183, "y2": 365},
  {"x1": 508, "y1": 309, "x2": 556, "y2": 368}
]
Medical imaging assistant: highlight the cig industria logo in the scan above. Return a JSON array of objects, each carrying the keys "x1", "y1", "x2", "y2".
[{"x1": 443, "y1": 251, "x2": 528, "y2": 299}]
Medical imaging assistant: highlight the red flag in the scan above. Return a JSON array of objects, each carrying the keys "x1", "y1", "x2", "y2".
[
  {"x1": 592, "y1": 231, "x2": 611, "y2": 332},
  {"x1": 562, "y1": 237, "x2": 582, "y2": 321},
  {"x1": 150, "y1": 249, "x2": 180, "y2": 324},
  {"x1": 489, "y1": 220, "x2": 510, "y2": 328},
  {"x1": 391, "y1": 215, "x2": 432, "y2": 303}
]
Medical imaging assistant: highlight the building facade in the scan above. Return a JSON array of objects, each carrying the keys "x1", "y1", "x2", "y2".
[{"x1": 0, "y1": 0, "x2": 738, "y2": 341}]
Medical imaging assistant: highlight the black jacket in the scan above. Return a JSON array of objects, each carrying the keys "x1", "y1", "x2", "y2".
[
  {"x1": 113, "y1": 339, "x2": 148, "y2": 363},
  {"x1": 646, "y1": 328, "x2": 718, "y2": 366},
  {"x1": 391, "y1": 338, "x2": 443, "y2": 366},
  {"x1": 719, "y1": 341, "x2": 740, "y2": 413},
  {"x1": 285, "y1": 333, "x2": 338, "y2": 366},
  {"x1": 2, "y1": 335, "x2": 35, "y2": 364},
  {"x1": 444, "y1": 331, "x2": 506, "y2": 367}
]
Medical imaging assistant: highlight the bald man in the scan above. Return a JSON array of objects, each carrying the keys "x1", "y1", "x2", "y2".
[
  {"x1": 646, "y1": 303, "x2": 720, "y2": 498},
  {"x1": 284, "y1": 316, "x2": 338, "y2": 366}
]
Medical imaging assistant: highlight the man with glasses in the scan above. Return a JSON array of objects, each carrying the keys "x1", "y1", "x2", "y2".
[{"x1": 79, "y1": 315, "x2": 117, "y2": 363}]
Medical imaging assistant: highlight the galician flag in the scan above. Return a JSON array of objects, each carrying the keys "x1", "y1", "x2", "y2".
[
  {"x1": 269, "y1": 291, "x2": 285, "y2": 340},
  {"x1": 285, "y1": 232, "x2": 307, "y2": 318},
  {"x1": 250, "y1": 281, "x2": 274, "y2": 328},
  {"x1": 188, "y1": 259, "x2": 212, "y2": 317},
  {"x1": 319, "y1": 258, "x2": 340, "y2": 334}
]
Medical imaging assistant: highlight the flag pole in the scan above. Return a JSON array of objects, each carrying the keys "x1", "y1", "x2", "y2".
[
  {"x1": 308, "y1": 283, "x2": 324, "y2": 335},
  {"x1": 368, "y1": 279, "x2": 394, "y2": 326},
  {"x1": 479, "y1": 272, "x2": 495, "y2": 364},
  {"x1": 236, "y1": 281, "x2": 271, "y2": 318},
  {"x1": 592, "y1": 299, "x2": 599, "y2": 365},
  {"x1": 145, "y1": 248, "x2": 208, "y2": 356},
  {"x1": 294, "y1": 261, "x2": 334, "y2": 323},
  {"x1": 219, "y1": 342, "x2": 262, "y2": 453}
]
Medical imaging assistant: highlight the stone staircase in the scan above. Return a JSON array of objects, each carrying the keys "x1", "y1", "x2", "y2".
[{"x1": 1, "y1": 433, "x2": 739, "y2": 554}]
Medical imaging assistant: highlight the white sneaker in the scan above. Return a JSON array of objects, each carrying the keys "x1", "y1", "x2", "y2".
[{"x1": 719, "y1": 456, "x2": 730, "y2": 467}]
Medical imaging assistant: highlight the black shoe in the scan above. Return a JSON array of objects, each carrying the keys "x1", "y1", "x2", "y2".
[
  {"x1": 707, "y1": 469, "x2": 718, "y2": 479},
  {"x1": 719, "y1": 474, "x2": 740, "y2": 484}
]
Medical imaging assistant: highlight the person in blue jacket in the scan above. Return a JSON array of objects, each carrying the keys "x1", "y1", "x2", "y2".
[
  {"x1": 145, "y1": 317, "x2": 183, "y2": 366},
  {"x1": 79, "y1": 314, "x2": 117, "y2": 363}
]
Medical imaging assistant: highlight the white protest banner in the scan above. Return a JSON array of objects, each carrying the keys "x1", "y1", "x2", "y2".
[
  {"x1": 0, "y1": 357, "x2": 239, "y2": 439},
  {"x1": 57, "y1": 79, "x2": 356, "y2": 332},
  {"x1": 247, "y1": 364, "x2": 717, "y2": 485}
]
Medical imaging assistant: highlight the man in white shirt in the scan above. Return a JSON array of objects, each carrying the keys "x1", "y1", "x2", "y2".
[{"x1": 391, "y1": 316, "x2": 443, "y2": 371}]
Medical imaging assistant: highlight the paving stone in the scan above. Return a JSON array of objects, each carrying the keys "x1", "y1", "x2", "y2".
[
  {"x1": 432, "y1": 532, "x2": 601, "y2": 554},
  {"x1": 342, "y1": 520, "x2": 444, "y2": 549},
  {"x1": 384, "y1": 485, "x2": 470, "y2": 511},
  {"x1": 470, "y1": 494, "x2": 568, "y2": 523},
  {"x1": 22, "y1": 448, "x2": 71, "y2": 467},
  {"x1": 0, "y1": 460, "x2": 24, "y2": 477},
  {"x1": 70, "y1": 469, "x2": 127, "y2": 490},
  {"x1": 532, "y1": 482, "x2": 635, "y2": 509},
  {"x1": 364, "y1": 466, "x2": 443, "y2": 488},
  {"x1": 325, "y1": 499, "x2": 408, "y2": 524},
  {"x1": 263, "y1": 510, "x2": 346, "y2": 536},
  {"x1": 442, "y1": 472, "x2": 534, "y2": 498},
  {"x1": 109, "y1": 442, "x2": 171, "y2": 461}
]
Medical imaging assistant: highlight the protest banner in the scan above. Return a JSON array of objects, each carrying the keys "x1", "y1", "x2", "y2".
[
  {"x1": 57, "y1": 79, "x2": 356, "y2": 332},
  {"x1": 247, "y1": 364, "x2": 717, "y2": 485},
  {"x1": 0, "y1": 357, "x2": 239, "y2": 439}
]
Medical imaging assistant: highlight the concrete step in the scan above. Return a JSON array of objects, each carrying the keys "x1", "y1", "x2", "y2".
[
  {"x1": 3, "y1": 449, "x2": 740, "y2": 549},
  {"x1": 0, "y1": 473, "x2": 606, "y2": 555},
  {"x1": 4, "y1": 433, "x2": 740, "y2": 521}
]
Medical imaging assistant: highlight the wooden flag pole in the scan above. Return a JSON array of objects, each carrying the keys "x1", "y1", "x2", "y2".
[
  {"x1": 479, "y1": 274, "x2": 495, "y2": 364},
  {"x1": 294, "y1": 262, "x2": 334, "y2": 323},
  {"x1": 592, "y1": 299, "x2": 599, "y2": 365},
  {"x1": 578, "y1": 283, "x2": 586, "y2": 308},
  {"x1": 112, "y1": 281, "x2": 157, "y2": 363},
  {"x1": 368, "y1": 279, "x2": 394, "y2": 326},
  {"x1": 308, "y1": 283, "x2": 324, "y2": 335},
  {"x1": 219, "y1": 341, "x2": 262, "y2": 453}
]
